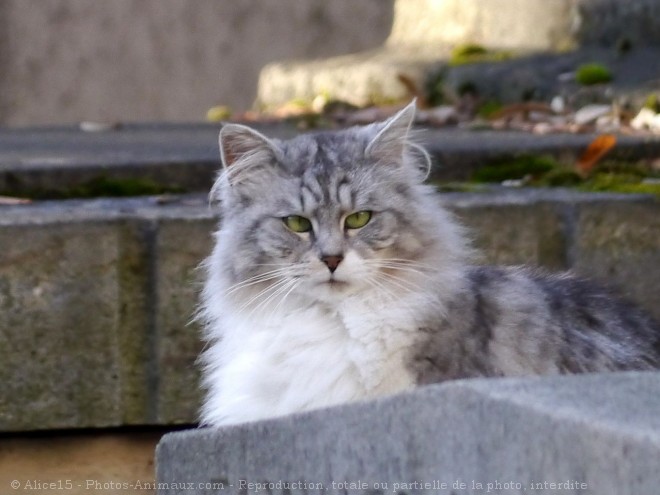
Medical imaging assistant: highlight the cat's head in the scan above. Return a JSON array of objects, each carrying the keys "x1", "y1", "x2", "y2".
[{"x1": 211, "y1": 101, "x2": 462, "y2": 305}]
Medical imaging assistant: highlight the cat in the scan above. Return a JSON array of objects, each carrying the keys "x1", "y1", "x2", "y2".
[{"x1": 198, "y1": 101, "x2": 660, "y2": 427}]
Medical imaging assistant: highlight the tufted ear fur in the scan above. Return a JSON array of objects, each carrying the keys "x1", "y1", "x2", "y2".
[
  {"x1": 211, "y1": 124, "x2": 281, "y2": 203},
  {"x1": 365, "y1": 100, "x2": 431, "y2": 180},
  {"x1": 219, "y1": 124, "x2": 279, "y2": 174}
]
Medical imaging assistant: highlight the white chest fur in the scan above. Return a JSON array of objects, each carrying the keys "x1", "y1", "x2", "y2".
[{"x1": 200, "y1": 294, "x2": 420, "y2": 426}]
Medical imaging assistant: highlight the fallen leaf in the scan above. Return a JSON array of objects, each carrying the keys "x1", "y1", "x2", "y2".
[
  {"x1": 0, "y1": 195, "x2": 32, "y2": 205},
  {"x1": 488, "y1": 102, "x2": 555, "y2": 121},
  {"x1": 397, "y1": 73, "x2": 428, "y2": 108},
  {"x1": 577, "y1": 134, "x2": 617, "y2": 177},
  {"x1": 206, "y1": 105, "x2": 232, "y2": 122},
  {"x1": 573, "y1": 104, "x2": 612, "y2": 126}
]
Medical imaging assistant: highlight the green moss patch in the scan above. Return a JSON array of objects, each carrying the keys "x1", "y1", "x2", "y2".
[
  {"x1": 435, "y1": 155, "x2": 660, "y2": 197},
  {"x1": 472, "y1": 155, "x2": 557, "y2": 183},
  {"x1": 2, "y1": 176, "x2": 185, "y2": 200},
  {"x1": 449, "y1": 44, "x2": 513, "y2": 66},
  {"x1": 575, "y1": 63, "x2": 613, "y2": 86}
]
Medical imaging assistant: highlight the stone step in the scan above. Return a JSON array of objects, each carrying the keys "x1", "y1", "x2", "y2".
[
  {"x1": 256, "y1": 0, "x2": 660, "y2": 109},
  {"x1": 156, "y1": 371, "x2": 660, "y2": 495},
  {"x1": 386, "y1": 0, "x2": 660, "y2": 50},
  {"x1": 1, "y1": 191, "x2": 658, "y2": 432},
  {"x1": 3, "y1": 124, "x2": 660, "y2": 197}
]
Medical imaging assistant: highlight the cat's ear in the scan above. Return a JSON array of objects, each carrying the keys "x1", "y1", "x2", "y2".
[
  {"x1": 219, "y1": 123, "x2": 279, "y2": 172},
  {"x1": 211, "y1": 124, "x2": 280, "y2": 203},
  {"x1": 365, "y1": 100, "x2": 416, "y2": 162},
  {"x1": 365, "y1": 100, "x2": 431, "y2": 180}
]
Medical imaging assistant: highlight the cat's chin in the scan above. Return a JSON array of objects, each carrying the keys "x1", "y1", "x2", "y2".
[{"x1": 303, "y1": 278, "x2": 358, "y2": 300}]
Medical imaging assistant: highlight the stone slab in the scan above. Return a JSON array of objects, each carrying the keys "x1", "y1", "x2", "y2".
[
  {"x1": 256, "y1": 45, "x2": 443, "y2": 110},
  {"x1": 573, "y1": 200, "x2": 660, "y2": 321},
  {"x1": 451, "y1": 202, "x2": 567, "y2": 270},
  {"x1": 0, "y1": 219, "x2": 139, "y2": 430},
  {"x1": 1, "y1": 191, "x2": 658, "y2": 432},
  {"x1": 2, "y1": 125, "x2": 660, "y2": 195},
  {"x1": 153, "y1": 217, "x2": 216, "y2": 425},
  {"x1": 0, "y1": 124, "x2": 224, "y2": 197},
  {"x1": 388, "y1": 0, "x2": 660, "y2": 50},
  {"x1": 0, "y1": 195, "x2": 216, "y2": 431},
  {"x1": 257, "y1": 0, "x2": 660, "y2": 108},
  {"x1": 156, "y1": 372, "x2": 660, "y2": 495}
]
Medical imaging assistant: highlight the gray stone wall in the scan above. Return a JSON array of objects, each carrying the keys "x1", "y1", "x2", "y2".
[
  {"x1": 1, "y1": 191, "x2": 658, "y2": 432},
  {"x1": 0, "y1": 1, "x2": 393, "y2": 127}
]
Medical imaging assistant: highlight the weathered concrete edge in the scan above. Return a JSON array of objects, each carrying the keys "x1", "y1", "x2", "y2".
[
  {"x1": 0, "y1": 188, "x2": 655, "y2": 226},
  {"x1": 156, "y1": 372, "x2": 660, "y2": 495},
  {"x1": 2, "y1": 125, "x2": 660, "y2": 193}
]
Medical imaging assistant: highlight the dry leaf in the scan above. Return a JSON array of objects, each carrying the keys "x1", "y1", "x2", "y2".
[
  {"x1": 0, "y1": 195, "x2": 32, "y2": 205},
  {"x1": 489, "y1": 102, "x2": 555, "y2": 121},
  {"x1": 396, "y1": 73, "x2": 428, "y2": 108},
  {"x1": 577, "y1": 134, "x2": 617, "y2": 177}
]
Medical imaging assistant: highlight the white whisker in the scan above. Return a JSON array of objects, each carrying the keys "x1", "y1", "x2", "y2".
[
  {"x1": 373, "y1": 270, "x2": 426, "y2": 294},
  {"x1": 237, "y1": 277, "x2": 291, "y2": 313},
  {"x1": 224, "y1": 268, "x2": 290, "y2": 294},
  {"x1": 246, "y1": 278, "x2": 298, "y2": 321},
  {"x1": 364, "y1": 274, "x2": 400, "y2": 302}
]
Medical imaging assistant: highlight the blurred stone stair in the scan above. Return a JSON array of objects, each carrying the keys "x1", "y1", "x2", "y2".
[{"x1": 256, "y1": 0, "x2": 660, "y2": 109}]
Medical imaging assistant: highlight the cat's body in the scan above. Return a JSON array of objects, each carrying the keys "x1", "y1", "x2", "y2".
[{"x1": 199, "y1": 102, "x2": 660, "y2": 427}]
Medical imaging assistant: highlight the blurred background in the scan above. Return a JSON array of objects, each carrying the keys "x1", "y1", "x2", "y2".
[{"x1": 0, "y1": 0, "x2": 392, "y2": 127}]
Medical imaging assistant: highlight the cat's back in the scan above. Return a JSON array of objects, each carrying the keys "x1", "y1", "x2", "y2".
[{"x1": 413, "y1": 265, "x2": 660, "y2": 383}]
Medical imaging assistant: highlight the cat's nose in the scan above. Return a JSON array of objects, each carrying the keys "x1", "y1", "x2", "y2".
[{"x1": 321, "y1": 254, "x2": 343, "y2": 273}]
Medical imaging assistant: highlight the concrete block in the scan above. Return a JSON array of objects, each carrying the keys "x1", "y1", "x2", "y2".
[
  {"x1": 0, "y1": 219, "x2": 149, "y2": 430},
  {"x1": 450, "y1": 201, "x2": 567, "y2": 270},
  {"x1": 1, "y1": 191, "x2": 657, "y2": 433},
  {"x1": 256, "y1": 46, "x2": 442, "y2": 109},
  {"x1": 391, "y1": 0, "x2": 660, "y2": 50},
  {"x1": 153, "y1": 217, "x2": 216, "y2": 424},
  {"x1": 573, "y1": 200, "x2": 660, "y2": 321},
  {"x1": 2, "y1": 126, "x2": 660, "y2": 197},
  {"x1": 388, "y1": 0, "x2": 576, "y2": 51},
  {"x1": 156, "y1": 372, "x2": 660, "y2": 495}
]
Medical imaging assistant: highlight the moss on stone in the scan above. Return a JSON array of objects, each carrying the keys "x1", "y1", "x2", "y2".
[
  {"x1": 579, "y1": 174, "x2": 660, "y2": 196},
  {"x1": 472, "y1": 155, "x2": 558, "y2": 183},
  {"x1": 2, "y1": 176, "x2": 185, "y2": 200},
  {"x1": 435, "y1": 156, "x2": 660, "y2": 197},
  {"x1": 433, "y1": 182, "x2": 485, "y2": 193},
  {"x1": 643, "y1": 93, "x2": 660, "y2": 113},
  {"x1": 575, "y1": 63, "x2": 613, "y2": 86},
  {"x1": 477, "y1": 100, "x2": 504, "y2": 118},
  {"x1": 449, "y1": 44, "x2": 513, "y2": 66}
]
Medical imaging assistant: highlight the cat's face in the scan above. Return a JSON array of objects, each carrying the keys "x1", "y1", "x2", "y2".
[{"x1": 213, "y1": 103, "x2": 436, "y2": 304}]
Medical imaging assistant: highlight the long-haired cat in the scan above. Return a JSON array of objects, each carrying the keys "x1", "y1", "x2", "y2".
[{"x1": 199, "y1": 101, "x2": 660, "y2": 427}]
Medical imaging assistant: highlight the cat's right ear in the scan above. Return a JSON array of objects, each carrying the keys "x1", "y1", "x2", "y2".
[
  {"x1": 211, "y1": 124, "x2": 280, "y2": 202},
  {"x1": 219, "y1": 124, "x2": 279, "y2": 173}
]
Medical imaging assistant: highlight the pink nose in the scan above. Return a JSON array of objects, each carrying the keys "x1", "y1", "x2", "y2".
[{"x1": 321, "y1": 255, "x2": 343, "y2": 273}]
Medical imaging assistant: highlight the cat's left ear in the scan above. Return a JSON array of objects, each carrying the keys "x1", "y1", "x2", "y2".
[
  {"x1": 218, "y1": 123, "x2": 279, "y2": 172},
  {"x1": 210, "y1": 124, "x2": 281, "y2": 204},
  {"x1": 365, "y1": 100, "x2": 431, "y2": 179}
]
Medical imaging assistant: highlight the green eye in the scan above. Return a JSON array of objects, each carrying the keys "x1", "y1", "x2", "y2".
[
  {"x1": 283, "y1": 215, "x2": 312, "y2": 233},
  {"x1": 344, "y1": 210, "x2": 372, "y2": 229}
]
